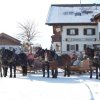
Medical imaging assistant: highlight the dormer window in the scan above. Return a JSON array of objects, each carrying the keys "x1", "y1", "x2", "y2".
[
  {"x1": 63, "y1": 11, "x2": 74, "y2": 15},
  {"x1": 75, "y1": 12, "x2": 81, "y2": 16},
  {"x1": 69, "y1": 11, "x2": 74, "y2": 15},
  {"x1": 63, "y1": 12, "x2": 68, "y2": 15}
]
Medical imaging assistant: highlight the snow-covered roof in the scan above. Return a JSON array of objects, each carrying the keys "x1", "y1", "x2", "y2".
[
  {"x1": 46, "y1": 4, "x2": 100, "y2": 25},
  {"x1": 0, "y1": 33, "x2": 21, "y2": 45}
]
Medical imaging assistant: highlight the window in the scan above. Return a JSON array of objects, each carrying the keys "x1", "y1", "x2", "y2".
[
  {"x1": 70, "y1": 29, "x2": 75, "y2": 35},
  {"x1": 67, "y1": 44, "x2": 78, "y2": 51},
  {"x1": 67, "y1": 28, "x2": 78, "y2": 35},
  {"x1": 75, "y1": 12, "x2": 81, "y2": 16},
  {"x1": 70, "y1": 45, "x2": 76, "y2": 51},
  {"x1": 99, "y1": 32, "x2": 100, "y2": 40},
  {"x1": 84, "y1": 44, "x2": 93, "y2": 50},
  {"x1": 69, "y1": 11, "x2": 74, "y2": 15},
  {"x1": 63, "y1": 12, "x2": 68, "y2": 15},
  {"x1": 56, "y1": 44, "x2": 60, "y2": 52},
  {"x1": 63, "y1": 11, "x2": 74, "y2": 15},
  {"x1": 87, "y1": 29, "x2": 92, "y2": 35},
  {"x1": 84, "y1": 28, "x2": 95, "y2": 35}
]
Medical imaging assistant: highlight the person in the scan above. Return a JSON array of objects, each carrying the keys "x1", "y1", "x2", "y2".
[
  {"x1": 78, "y1": 52, "x2": 83, "y2": 61},
  {"x1": 27, "y1": 52, "x2": 34, "y2": 68},
  {"x1": 73, "y1": 57, "x2": 81, "y2": 67},
  {"x1": 94, "y1": 51, "x2": 100, "y2": 59}
]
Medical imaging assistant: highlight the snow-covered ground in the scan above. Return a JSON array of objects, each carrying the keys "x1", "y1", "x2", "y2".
[{"x1": 0, "y1": 70, "x2": 100, "y2": 100}]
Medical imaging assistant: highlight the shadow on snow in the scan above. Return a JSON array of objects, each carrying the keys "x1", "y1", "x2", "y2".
[{"x1": 17, "y1": 72, "x2": 100, "y2": 84}]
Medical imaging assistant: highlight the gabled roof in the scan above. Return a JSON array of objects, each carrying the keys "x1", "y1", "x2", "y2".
[
  {"x1": 46, "y1": 4, "x2": 100, "y2": 25},
  {"x1": 0, "y1": 33, "x2": 21, "y2": 45}
]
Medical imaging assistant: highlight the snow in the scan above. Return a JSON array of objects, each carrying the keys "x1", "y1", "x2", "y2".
[
  {"x1": 0, "y1": 70, "x2": 100, "y2": 100},
  {"x1": 46, "y1": 4, "x2": 100, "y2": 24}
]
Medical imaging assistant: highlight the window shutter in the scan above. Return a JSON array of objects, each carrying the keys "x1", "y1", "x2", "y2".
[
  {"x1": 84, "y1": 29, "x2": 87, "y2": 35},
  {"x1": 76, "y1": 44, "x2": 78, "y2": 51},
  {"x1": 92, "y1": 29, "x2": 95, "y2": 35},
  {"x1": 75, "y1": 29, "x2": 78, "y2": 35},
  {"x1": 67, "y1": 44, "x2": 70, "y2": 51},
  {"x1": 84, "y1": 44, "x2": 87, "y2": 50},
  {"x1": 67, "y1": 29, "x2": 70, "y2": 35},
  {"x1": 99, "y1": 32, "x2": 100, "y2": 40}
]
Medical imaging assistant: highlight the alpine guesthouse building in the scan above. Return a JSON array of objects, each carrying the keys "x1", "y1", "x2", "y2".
[{"x1": 46, "y1": 4, "x2": 100, "y2": 55}]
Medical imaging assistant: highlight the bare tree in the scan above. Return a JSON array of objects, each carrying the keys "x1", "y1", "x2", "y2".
[
  {"x1": 18, "y1": 20, "x2": 39, "y2": 52},
  {"x1": 18, "y1": 20, "x2": 39, "y2": 44}
]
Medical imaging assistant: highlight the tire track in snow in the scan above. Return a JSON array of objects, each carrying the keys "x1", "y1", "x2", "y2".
[
  {"x1": 80, "y1": 79, "x2": 94, "y2": 100},
  {"x1": 83, "y1": 82, "x2": 94, "y2": 100}
]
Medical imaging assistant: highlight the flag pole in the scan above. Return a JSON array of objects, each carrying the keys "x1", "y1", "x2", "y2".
[{"x1": 80, "y1": 0, "x2": 81, "y2": 4}]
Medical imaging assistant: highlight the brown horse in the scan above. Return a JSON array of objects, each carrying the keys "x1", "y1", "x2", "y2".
[
  {"x1": 47, "y1": 51, "x2": 58, "y2": 78},
  {"x1": 47, "y1": 50, "x2": 72, "y2": 78},
  {"x1": 60, "y1": 54, "x2": 71, "y2": 77}
]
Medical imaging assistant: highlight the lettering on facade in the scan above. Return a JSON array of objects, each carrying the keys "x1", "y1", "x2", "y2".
[{"x1": 66, "y1": 38, "x2": 96, "y2": 42}]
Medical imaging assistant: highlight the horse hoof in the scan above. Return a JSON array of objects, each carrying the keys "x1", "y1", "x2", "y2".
[
  {"x1": 64, "y1": 75, "x2": 66, "y2": 77},
  {"x1": 4, "y1": 75, "x2": 7, "y2": 77},
  {"x1": 96, "y1": 77, "x2": 98, "y2": 79},
  {"x1": 14, "y1": 75, "x2": 16, "y2": 78},
  {"x1": 68, "y1": 75, "x2": 70, "y2": 77},
  {"x1": 23, "y1": 74, "x2": 27, "y2": 76}
]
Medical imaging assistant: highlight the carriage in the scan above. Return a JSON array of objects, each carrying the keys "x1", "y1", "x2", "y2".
[{"x1": 34, "y1": 48, "x2": 94, "y2": 78}]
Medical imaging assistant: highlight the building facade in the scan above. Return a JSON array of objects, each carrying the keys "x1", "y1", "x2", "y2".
[
  {"x1": 46, "y1": 4, "x2": 100, "y2": 55},
  {"x1": 0, "y1": 33, "x2": 21, "y2": 53}
]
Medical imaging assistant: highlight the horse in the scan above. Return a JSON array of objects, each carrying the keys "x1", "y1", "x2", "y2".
[
  {"x1": 0, "y1": 48, "x2": 17, "y2": 78},
  {"x1": 0, "y1": 48, "x2": 5, "y2": 77},
  {"x1": 46, "y1": 50, "x2": 59, "y2": 78},
  {"x1": 34, "y1": 48, "x2": 50, "y2": 77},
  {"x1": 0, "y1": 48, "x2": 28, "y2": 77},
  {"x1": 60, "y1": 54, "x2": 72, "y2": 77},
  {"x1": 85, "y1": 47, "x2": 100, "y2": 79},
  {"x1": 47, "y1": 50, "x2": 72, "y2": 78},
  {"x1": 18, "y1": 52, "x2": 28, "y2": 76}
]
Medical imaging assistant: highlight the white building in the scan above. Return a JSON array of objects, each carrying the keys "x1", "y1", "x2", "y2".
[{"x1": 46, "y1": 4, "x2": 100, "y2": 55}]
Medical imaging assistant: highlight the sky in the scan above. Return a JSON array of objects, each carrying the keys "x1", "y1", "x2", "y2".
[
  {"x1": 0, "y1": 71, "x2": 100, "y2": 100},
  {"x1": 0, "y1": 0, "x2": 99, "y2": 49}
]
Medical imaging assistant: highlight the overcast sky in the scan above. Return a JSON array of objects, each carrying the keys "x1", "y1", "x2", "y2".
[{"x1": 0, "y1": 0, "x2": 99, "y2": 49}]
